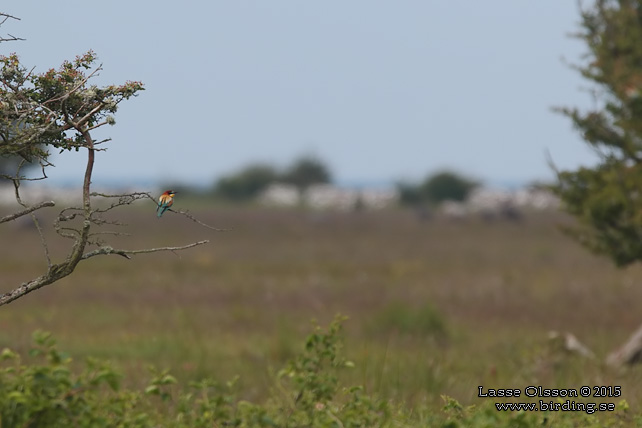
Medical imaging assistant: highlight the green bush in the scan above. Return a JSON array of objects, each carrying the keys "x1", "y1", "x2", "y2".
[
  {"x1": 0, "y1": 318, "x2": 636, "y2": 427},
  {"x1": 280, "y1": 156, "x2": 332, "y2": 191},
  {"x1": 0, "y1": 317, "x2": 390, "y2": 427},
  {"x1": 422, "y1": 171, "x2": 478, "y2": 204},
  {"x1": 212, "y1": 164, "x2": 279, "y2": 202},
  {"x1": 370, "y1": 301, "x2": 448, "y2": 340},
  {"x1": 397, "y1": 170, "x2": 478, "y2": 207}
]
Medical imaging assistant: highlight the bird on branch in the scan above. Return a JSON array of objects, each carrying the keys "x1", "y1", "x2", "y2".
[{"x1": 156, "y1": 190, "x2": 176, "y2": 218}]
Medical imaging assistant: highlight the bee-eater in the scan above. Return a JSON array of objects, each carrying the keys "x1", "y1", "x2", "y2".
[{"x1": 157, "y1": 190, "x2": 176, "y2": 218}]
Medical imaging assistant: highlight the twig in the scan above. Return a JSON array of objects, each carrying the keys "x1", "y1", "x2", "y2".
[
  {"x1": 0, "y1": 34, "x2": 24, "y2": 42},
  {"x1": 175, "y1": 209, "x2": 230, "y2": 232},
  {"x1": 544, "y1": 148, "x2": 560, "y2": 176},
  {"x1": 0, "y1": 13, "x2": 20, "y2": 21},
  {"x1": 81, "y1": 240, "x2": 210, "y2": 260},
  {"x1": 0, "y1": 14, "x2": 24, "y2": 43},
  {"x1": 90, "y1": 192, "x2": 151, "y2": 214},
  {"x1": 31, "y1": 213, "x2": 52, "y2": 269},
  {"x1": 142, "y1": 193, "x2": 228, "y2": 231}
]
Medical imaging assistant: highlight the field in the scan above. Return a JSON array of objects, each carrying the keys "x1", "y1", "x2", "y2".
[{"x1": 2, "y1": 202, "x2": 642, "y2": 420}]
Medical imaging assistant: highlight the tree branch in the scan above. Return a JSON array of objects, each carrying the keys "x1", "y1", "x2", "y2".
[
  {"x1": 0, "y1": 13, "x2": 23, "y2": 42},
  {"x1": 63, "y1": 126, "x2": 94, "y2": 271},
  {"x1": 81, "y1": 240, "x2": 210, "y2": 260},
  {"x1": 0, "y1": 272, "x2": 59, "y2": 306},
  {"x1": 173, "y1": 209, "x2": 230, "y2": 232},
  {"x1": 0, "y1": 53, "x2": 220, "y2": 307},
  {"x1": 31, "y1": 213, "x2": 52, "y2": 269},
  {"x1": 0, "y1": 200, "x2": 55, "y2": 224},
  {"x1": 42, "y1": 65, "x2": 102, "y2": 107},
  {"x1": 0, "y1": 34, "x2": 24, "y2": 43}
]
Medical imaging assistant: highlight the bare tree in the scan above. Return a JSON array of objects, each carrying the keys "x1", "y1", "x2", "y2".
[
  {"x1": 0, "y1": 49, "x2": 220, "y2": 307},
  {"x1": 0, "y1": 13, "x2": 24, "y2": 43}
]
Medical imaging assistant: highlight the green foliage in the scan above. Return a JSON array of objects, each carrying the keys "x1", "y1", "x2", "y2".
[
  {"x1": 212, "y1": 156, "x2": 332, "y2": 201},
  {"x1": 0, "y1": 51, "x2": 143, "y2": 167},
  {"x1": 280, "y1": 155, "x2": 332, "y2": 190},
  {"x1": 552, "y1": 0, "x2": 642, "y2": 266},
  {"x1": 0, "y1": 318, "x2": 638, "y2": 426},
  {"x1": 273, "y1": 316, "x2": 390, "y2": 427},
  {"x1": 396, "y1": 180, "x2": 425, "y2": 205},
  {"x1": 0, "y1": 330, "x2": 145, "y2": 428},
  {"x1": 213, "y1": 164, "x2": 279, "y2": 201},
  {"x1": 370, "y1": 301, "x2": 448, "y2": 340},
  {"x1": 0, "y1": 317, "x2": 391, "y2": 427},
  {"x1": 398, "y1": 170, "x2": 478, "y2": 206},
  {"x1": 555, "y1": 163, "x2": 642, "y2": 266},
  {"x1": 439, "y1": 395, "x2": 634, "y2": 428},
  {"x1": 423, "y1": 171, "x2": 478, "y2": 204}
]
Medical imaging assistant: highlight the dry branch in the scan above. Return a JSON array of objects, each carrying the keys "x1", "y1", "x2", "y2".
[
  {"x1": 175, "y1": 209, "x2": 229, "y2": 232},
  {"x1": 81, "y1": 240, "x2": 210, "y2": 260},
  {"x1": 0, "y1": 13, "x2": 23, "y2": 42},
  {"x1": 0, "y1": 200, "x2": 55, "y2": 223}
]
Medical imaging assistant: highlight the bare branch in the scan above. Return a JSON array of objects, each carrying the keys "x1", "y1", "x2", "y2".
[
  {"x1": 90, "y1": 191, "x2": 151, "y2": 213},
  {"x1": 0, "y1": 273, "x2": 56, "y2": 306},
  {"x1": 0, "y1": 34, "x2": 24, "y2": 42},
  {"x1": 31, "y1": 213, "x2": 52, "y2": 269},
  {"x1": 87, "y1": 121, "x2": 111, "y2": 132},
  {"x1": 0, "y1": 13, "x2": 24, "y2": 42},
  {"x1": 0, "y1": 13, "x2": 20, "y2": 22},
  {"x1": 81, "y1": 240, "x2": 210, "y2": 261},
  {"x1": 11, "y1": 161, "x2": 27, "y2": 207},
  {"x1": 89, "y1": 230, "x2": 131, "y2": 238},
  {"x1": 134, "y1": 192, "x2": 229, "y2": 231},
  {"x1": 0, "y1": 200, "x2": 55, "y2": 224},
  {"x1": 173, "y1": 209, "x2": 230, "y2": 232},
  {"x1": 0, "y1": 167, "x2": 50, "y2": 182},
  {"x1": 54, "y1": 207, "x2": 84, "y2": 240},
  {"x1": 93, "y1": 138, "x2": 112, "y2": 146}
]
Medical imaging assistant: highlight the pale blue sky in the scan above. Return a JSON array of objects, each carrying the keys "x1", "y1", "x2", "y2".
[{"x1": 4, "y1": 2, "x2": 596, "y2": 189}]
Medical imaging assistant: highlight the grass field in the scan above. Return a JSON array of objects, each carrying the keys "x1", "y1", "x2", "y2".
[{"x1": 1, "y1": 202, "x2": 642, "y2": 416}]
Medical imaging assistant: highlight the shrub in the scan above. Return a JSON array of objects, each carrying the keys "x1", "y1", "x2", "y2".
[
  {"x1": 0, "y1": 317, "x2": 390, "y2": 427},
  {"x1": 0, "y1": 319, "x2": 634, "y2": 427},
  {"x1": 370, "y1": 301, "x2": 448, "y2": 341}
]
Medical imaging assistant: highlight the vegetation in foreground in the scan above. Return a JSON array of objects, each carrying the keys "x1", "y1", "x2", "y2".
[{"x1": 0, "y1": 316, "x2": 635, "y2": 427}]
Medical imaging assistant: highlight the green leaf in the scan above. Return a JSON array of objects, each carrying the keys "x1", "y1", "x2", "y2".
[
  {"x1": 144, "y1": 385, "x2": 160, "y2": 395},
  {"x1": 0, "y1": 347, "x2": 18, "y2": 360}
]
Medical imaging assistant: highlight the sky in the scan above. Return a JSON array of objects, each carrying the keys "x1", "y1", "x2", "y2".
[{"x1": 3, "y1": 2, "x2": 597, "y2": 189}]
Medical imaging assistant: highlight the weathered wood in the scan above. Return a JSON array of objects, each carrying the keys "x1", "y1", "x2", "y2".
[
  {"x1": 607, "y1": 324, "x2": 642, "y2": 367},
  {"x1": 548, "y1": 331, "x2": 595, "y2": 359},
  {"x1": 0, "y1": 200, "x2": 54, "y2": 223}
]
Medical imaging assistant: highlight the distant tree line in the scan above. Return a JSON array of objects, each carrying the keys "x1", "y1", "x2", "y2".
[
  {"x1": 396, "y1": 171, "x2": 479, "y2": 206},
  {"x1": 212, "y1": 155, "x2": 331, "y2": 201},
  {"x1": 212, "y1": 155, "x2": 478, "y2": 207}
]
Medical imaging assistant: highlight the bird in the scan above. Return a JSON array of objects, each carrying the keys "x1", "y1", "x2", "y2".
[{"x1": 157, "y1": 190, "x2": 176, "y2": 218}]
